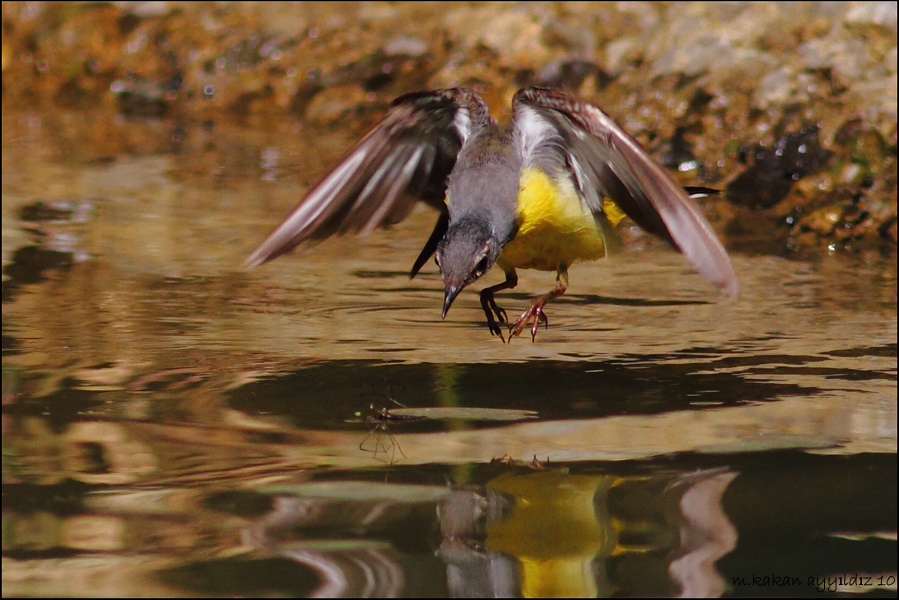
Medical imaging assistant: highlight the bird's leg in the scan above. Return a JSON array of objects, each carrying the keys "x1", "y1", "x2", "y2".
[
  {"x1": 480, "y1": 270, "x2": 518, "y2": 341},
  {"x1": 509, "y1": 271, "x2": 569, "y2": 342}
]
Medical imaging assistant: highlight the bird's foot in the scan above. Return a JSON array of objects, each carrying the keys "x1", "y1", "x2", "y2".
[
  {"x1": 480, "y1": 292, "x2": 508, "y2": 341},
  {"x1": 509, "y1": 298, "x2": 550, "y2": 342},
  {"x1": 508, "y1": 277, "x2": 567, "y2": 342},
  {"x1": 478, "y1": 272, "x2": 519, "y2": 343}
]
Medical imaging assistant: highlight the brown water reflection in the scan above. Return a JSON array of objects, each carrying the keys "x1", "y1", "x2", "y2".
[{"x1": 3, "y1": 109, "x2": 896, "y2": 597}]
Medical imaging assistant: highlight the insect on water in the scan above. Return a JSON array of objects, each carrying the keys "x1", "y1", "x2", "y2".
[{"x1": 358, "y1": 376, "x2": 426, "y2": 464}]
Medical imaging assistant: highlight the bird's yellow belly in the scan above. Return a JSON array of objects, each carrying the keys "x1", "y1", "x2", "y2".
[{"x1": 497, "y1": 167, "x2": 608, "y2": 273}]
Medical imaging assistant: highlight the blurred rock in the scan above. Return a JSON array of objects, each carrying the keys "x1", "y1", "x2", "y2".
[{"x1": 727, "y1": 126, "x2": 833, "y2": 210}]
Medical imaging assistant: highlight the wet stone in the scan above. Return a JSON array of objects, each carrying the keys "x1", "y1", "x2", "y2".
[{"x1": 726, "y1": 126, "x2": 834, "y2": 210}]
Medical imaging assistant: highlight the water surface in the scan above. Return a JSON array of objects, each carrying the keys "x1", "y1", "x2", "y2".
[{"x1": 3, "y1": 109, "x2": 896, "y2": 597}]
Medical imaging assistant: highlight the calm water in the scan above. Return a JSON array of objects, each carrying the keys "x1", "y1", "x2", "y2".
[{"x1": 3, "y1": 109, "x2": 896, "y2": 597}]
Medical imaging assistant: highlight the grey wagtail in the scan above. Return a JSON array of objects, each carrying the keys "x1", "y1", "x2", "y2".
[{"x1": 246, "y1": 87, "x2": 738, "y2": 341}]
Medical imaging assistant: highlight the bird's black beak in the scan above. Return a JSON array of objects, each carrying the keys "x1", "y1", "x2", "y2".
[{"x1": 442, "y1": 282, "x2": 462, "y2": 319}]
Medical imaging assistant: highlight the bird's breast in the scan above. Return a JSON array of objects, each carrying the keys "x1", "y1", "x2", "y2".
[{"x1": 497, "y1": 167, "x2": 609, "y2": 273}]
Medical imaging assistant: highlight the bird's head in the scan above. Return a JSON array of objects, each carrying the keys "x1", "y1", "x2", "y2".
[{"x1": 436, "y1": 216, "x2": 502, "y2": 318}]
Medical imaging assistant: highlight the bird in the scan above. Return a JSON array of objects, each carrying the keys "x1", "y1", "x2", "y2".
[{"x1": 245, "y1": 86, "x2": 738, "y2": 342}]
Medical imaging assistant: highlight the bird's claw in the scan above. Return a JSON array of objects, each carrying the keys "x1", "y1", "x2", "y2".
[
  {"x1": 509, "y1": 303, "x2": 549, "y2": 342},
  {"x1": 486, "y1": 315, "x2": 506, "y2": 342},
  {"x1": 487, "y1": 298, "x2": 507, "y2": 324},
  {"x1": 481, "y1": 293, "x2": 509, "y2": 342}
]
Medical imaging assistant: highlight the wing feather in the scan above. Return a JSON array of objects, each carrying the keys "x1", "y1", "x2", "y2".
[
  {"x1": 513, "y1": 87, "x2": 738, "y2": 297},
  {"x1": 246, "y1": 88, "x2": 489, "y2": 267}
]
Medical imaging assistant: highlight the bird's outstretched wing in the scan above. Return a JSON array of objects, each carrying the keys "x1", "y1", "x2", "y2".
[
  {"x1": 512, "y1": 87, "x2": 738, "y2": 297},
  {"x1": 246, "y1": 88, "x2": 491, "y2": 269}
]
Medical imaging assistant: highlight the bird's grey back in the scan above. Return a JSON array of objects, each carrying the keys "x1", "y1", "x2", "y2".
[{"x1": 446, "y1": 127, "x2": 522, "y2": 244}]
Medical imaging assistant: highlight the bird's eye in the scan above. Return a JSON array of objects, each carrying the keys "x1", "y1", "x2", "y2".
[{"x1": 474, "y1": 256, "x2": 489, "y2": 277}]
